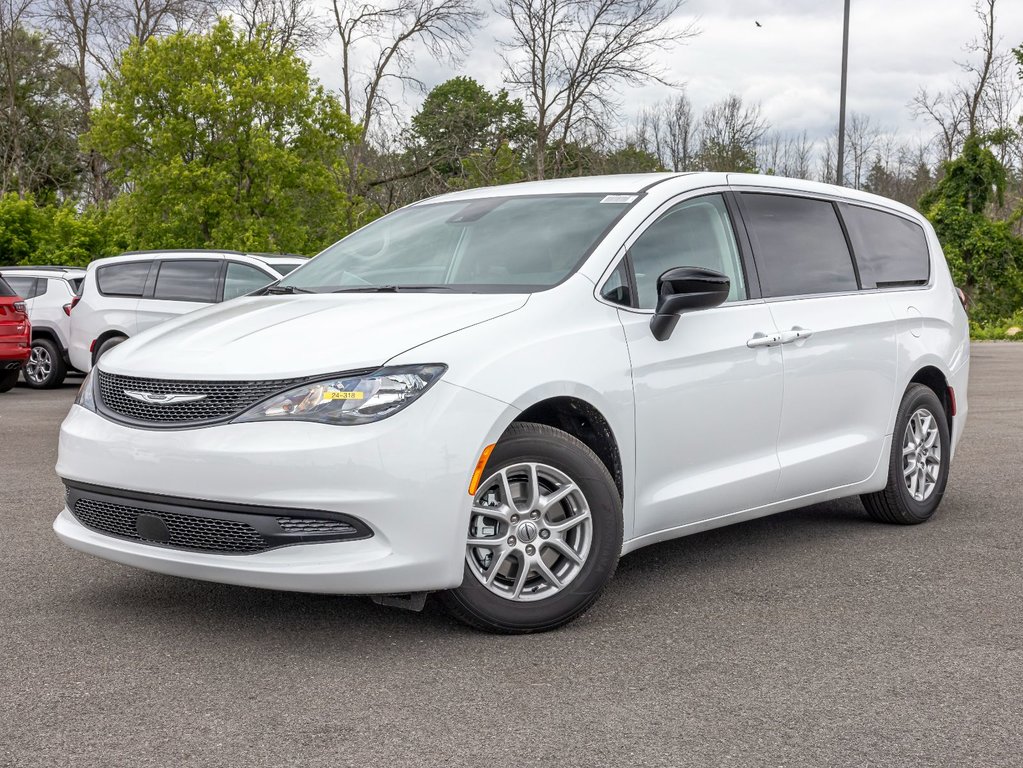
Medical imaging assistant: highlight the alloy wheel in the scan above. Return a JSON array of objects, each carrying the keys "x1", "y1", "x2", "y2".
[
  {"x1": 902, "y1": 407, "x2": 942, "y2": 502},
  {"x1": 24, "y1": 345, "x2": 52, "y2": 385},
  {"x1": 466, "y1": 462, "x2": 593, "y2": 602}
]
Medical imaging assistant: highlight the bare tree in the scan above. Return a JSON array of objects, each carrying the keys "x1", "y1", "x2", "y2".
[
  {"x1": 696, "y1": 94, "x2": 766, "y2": 172},
  {"x1": 845, "y1": 112, "x2": 880, "y2": 188},
  {"x1": 910, "y1": 0, "x2": 1013, "y2": 161},
  {"x1": 99, "y1": 0, "x2": 214, "y2": 55},
  {"x1": 0, "y1": 0, "x2": 39, "y2": 195},
  {"x1": 329, "y1": 0, "x2": 482, "y2": 138},
  {"x1": 496, "y1": 0, "x2": 698, "y2": 178},
  {"x1": 231, "y1": 0, "x2": 326, "y2": 54}
]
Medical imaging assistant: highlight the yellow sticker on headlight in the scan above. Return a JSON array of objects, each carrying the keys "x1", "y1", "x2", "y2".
[{"x1": 324, "y1": 391, "x2": 365, "y2": 400}]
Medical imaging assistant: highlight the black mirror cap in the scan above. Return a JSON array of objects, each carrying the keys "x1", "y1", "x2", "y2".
[{"x1": 650, "y1": 267, "x2": 731, "y2": 341}]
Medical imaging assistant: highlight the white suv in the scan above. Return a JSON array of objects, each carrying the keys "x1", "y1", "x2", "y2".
[
  {"x1": 0, "y1": 266, "x2": 86, "y2": 388},
  {"x1": 54, "y1": 173, "x2": 970, "y2": 633},
  {"x1": 68, "y1": 251, "x2": 306, "y2": 372}
]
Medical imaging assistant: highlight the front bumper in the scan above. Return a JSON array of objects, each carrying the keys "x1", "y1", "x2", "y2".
[{"x1": 54, "y1": 380, "x2": 511, "y2": 594}]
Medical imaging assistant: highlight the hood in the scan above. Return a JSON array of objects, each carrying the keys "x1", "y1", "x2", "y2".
[{"x1": 100, "y1": 293, "x2": 530, "y2": 379}]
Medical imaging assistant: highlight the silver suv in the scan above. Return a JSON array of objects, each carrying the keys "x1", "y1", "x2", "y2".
[{"x1": 0, "y1": 266, "x2": 86, "y2": 388}]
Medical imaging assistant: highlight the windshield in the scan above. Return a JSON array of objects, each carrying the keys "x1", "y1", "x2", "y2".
[{"x1": 279, "y1": 194, "x2": 635, "y2": 293}]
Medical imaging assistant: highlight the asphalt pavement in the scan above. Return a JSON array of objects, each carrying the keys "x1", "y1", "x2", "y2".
[{"x1": 1, "y1": 345, "x2": 1021, "y2": 767}]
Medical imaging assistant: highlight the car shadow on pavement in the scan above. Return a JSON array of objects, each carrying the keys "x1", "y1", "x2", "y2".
[{"x1": 59, "y1": 495, "x2": 879, "y2": 644}]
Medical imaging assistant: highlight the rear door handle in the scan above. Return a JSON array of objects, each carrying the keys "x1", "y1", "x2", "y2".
[
  {"x1": 747, "y1": 331, "x2": 784, "y2": 348},
  {"x1": 779, "y1": 327, "x2": 814, "y2": 344}
]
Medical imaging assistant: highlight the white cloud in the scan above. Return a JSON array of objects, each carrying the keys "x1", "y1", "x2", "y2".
[{"x1": 308, "y1": 0, "x2": 1023, "y2": 142}]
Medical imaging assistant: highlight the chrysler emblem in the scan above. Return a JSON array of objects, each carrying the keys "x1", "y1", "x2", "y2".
[{"x1": 123, "y1": 390, "x2": 207, "y2": 405}]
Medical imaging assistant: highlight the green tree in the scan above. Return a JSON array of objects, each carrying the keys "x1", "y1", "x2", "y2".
[
  {"x1": 921, "y1": 134, "x2": 1023, "y2": 321},
  {"x1": 0, "y1": 26, "x2": 83, "y2": 199},
  {"x1": 410, "y1": 77, "x2": 530, "y2": 189},
  {"x1": 85, "y1": 19, "x2": 362, "y2": 253}
]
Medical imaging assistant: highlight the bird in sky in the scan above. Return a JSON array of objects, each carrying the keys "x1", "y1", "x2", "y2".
[{"x1": 755, "y1": 20, "x2": 763, "y2": 27}]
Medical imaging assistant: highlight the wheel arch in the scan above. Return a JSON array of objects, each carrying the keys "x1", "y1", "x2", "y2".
[
  {"x1": 510, "y1": 396, "x2": 624, "y2": 502},
  {"x1": 908, "y1": 364, "x2": 954, "y2": 432},
  {"x1": 91, "y1": 329, "x2": 130, "y2": 366}
]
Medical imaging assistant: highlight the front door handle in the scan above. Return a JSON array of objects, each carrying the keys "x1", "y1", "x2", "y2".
[
  {"x1": 779, "y1": 327, "x2": 814, "y2": 344},
  {"x1": 747, "y1": 331, "x2": 784, "y2": 348}
]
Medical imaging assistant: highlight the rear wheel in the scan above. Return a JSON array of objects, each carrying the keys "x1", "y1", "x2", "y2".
[
  {"x1": 442, "y1": 422, "x2": 622, "y2": 633},
  {"x1": 861, "y1": 384, "x2": 951, "y2": 524},
  {"x1": 92, "y1": 335, "x2": 126, "y2": 366},
  {"x1": 23, "y1": 338, "x2": 66, "y2": 389},
  {"x1": 0, "y1": 369, "x2": 18, "y2": 392}
]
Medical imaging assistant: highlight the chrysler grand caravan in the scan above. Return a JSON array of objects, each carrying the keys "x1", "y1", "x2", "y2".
[{"x1": 54, "y1": 173, "x2": 970, "y2": 633}]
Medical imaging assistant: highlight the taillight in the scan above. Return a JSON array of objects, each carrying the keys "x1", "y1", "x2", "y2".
[
  {"x1": 13, "y1": 300, "x2": 26, "y2": 313},
  {"x1": 955, "y1": 287, "x2": 968, "y2": 311},
  {"x1": 66, "y1": 295, "x2": 81, "y2": 315}
]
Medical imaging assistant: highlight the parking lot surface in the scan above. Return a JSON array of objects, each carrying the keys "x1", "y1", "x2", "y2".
[{"x1": 1, "y1": 344, "x2": 1021, "y2": 767}]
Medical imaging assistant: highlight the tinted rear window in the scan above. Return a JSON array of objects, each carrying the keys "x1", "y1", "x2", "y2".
[
  {"x1": 271, "y1": 263, "x2": 302, "y2": 276},
  {"x1": 97, "y1": 262, "x2": 152, "y2": 297},
  {"x1": 741, "y1": 193, "x2": 859, "y2": 298},
  {"x1": 0, "y1": 277, "x2": 16, "y2": 297},
  {"x1": 3, "y1": 276, "x2": 41, "y2": 299},
  {"x1": 153, "y1": 260, "x2": 221, "y2": 302},
  {"x1": 841, "y1": 204, "x2": 930, "y2": 287}
]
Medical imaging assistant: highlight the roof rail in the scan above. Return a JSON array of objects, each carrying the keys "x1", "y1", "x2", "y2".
[
  {"x1": 117, "y1": 248, "x2": 247, "y2": 257},
  {"x1": 0, "y1": 265, "x2": 82, "y2": 272}
]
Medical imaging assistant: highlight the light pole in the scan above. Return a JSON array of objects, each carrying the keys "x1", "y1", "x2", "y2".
[{"x1": 836, "y1": 0, "x2": 850, "y2": 186}]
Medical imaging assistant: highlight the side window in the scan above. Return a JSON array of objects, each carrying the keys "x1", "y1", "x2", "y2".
[
  {"x1": 841, "y1": 204, "x2": 930, "y2": 287},
  {"x1": 600, "y1": 259, "x2": 633, "y2": 306},
  {"x1": 153, "y1": 260, "x2": 221, "y2": 303},
  {"x1": 629, "y1": 194, "x2": 747, "y2": 310},
  {"x1": 224, "y1": 262, "x2": 274, "y2": 301},
  {"x1": 740, "y1": 193, "x2": 858, "y2": 298},
  {"x1": 97, "y1": 262, "x2": 151, "y2": 297},
  {"x1": 4, "y1": 276, "x2": 41, "y2": 299}
]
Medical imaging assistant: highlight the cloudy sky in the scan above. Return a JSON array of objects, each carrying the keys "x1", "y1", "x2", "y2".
[{"x1": 308, "y1": 0, "x2": 1023, "y2": 143}]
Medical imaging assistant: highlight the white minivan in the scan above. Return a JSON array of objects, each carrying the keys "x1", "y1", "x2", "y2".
[
  {"x1": 68, "y1": 250, "x2": 307, "y2": 372},
  {"x1": 54, "y1": 173, "x2": 970, "y2": 632}
]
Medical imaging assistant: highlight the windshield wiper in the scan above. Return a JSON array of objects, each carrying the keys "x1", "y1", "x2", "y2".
[
  {"x1": 265, "y1": 284, "x2": 314, "y2": 295},
  {"x1": 331, "y1": 285, "x2": 455, "y2": 293}
]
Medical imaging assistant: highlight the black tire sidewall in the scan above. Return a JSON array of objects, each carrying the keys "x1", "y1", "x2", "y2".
[
  {"x1": 24, "y1": 338, "x2": 65, "y2": 389},
  {"x1": 891, "y1": 386, "x2": 951, "y2": 521},
  {"x1": 94, "y1": 337, "x2": 125, "y2": 365},
  {"x1": 447, "y1": 425, "x2": 622, "y2": 632}
]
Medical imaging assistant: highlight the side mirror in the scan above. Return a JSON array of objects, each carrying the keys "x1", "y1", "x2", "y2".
[{"x1": 650, "y1": 266, "x2": 730, "y2": 341}]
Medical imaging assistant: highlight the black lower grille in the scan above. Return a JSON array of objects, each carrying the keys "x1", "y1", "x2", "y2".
[
  {"x1": 65, "y1": 482, "x2": 372, "y2": 554},
  {"x1": 74, "y1": 497, "x2": 268, "y2": 553}
]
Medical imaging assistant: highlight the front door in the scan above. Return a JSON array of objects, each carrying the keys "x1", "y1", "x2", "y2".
[{"x1": 607, "y1": 193, "x2": 785, "y2": 538}]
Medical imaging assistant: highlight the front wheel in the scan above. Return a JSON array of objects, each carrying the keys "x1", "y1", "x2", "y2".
[
  {"x1": 861, "y1": 384, "x2": 951, "y2": 524},
  {"x1": 442, "y1": 422, "x2": 623, "y2": 633}
]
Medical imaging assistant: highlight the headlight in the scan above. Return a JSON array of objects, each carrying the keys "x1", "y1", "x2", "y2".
[
  {"x1": 74, "y1": 368, "x2": 98, "y2": 412},
  {"x1": 232, "y1": 364, "x2": 447, "y2": 425}
]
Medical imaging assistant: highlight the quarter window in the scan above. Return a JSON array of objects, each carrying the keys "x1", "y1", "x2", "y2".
[
  {"x1": 841, "y1": 204, "x2": 930, "y2": 287},
  {"x1": 628, "y1": 194, "x2": 747, "y2": 310},
  {"x1": 224, "y1": 263, "x2": 274, "y2": 301},
  {"x1": 3, "y1": 276, "x2": 42, "y2": 299},
  {"x1": 97, "y1": 262, "x2": 151, "y2": 297},
  {"x1": 740, "y1": 193, "x2": 858, "y2": 298},
  {"x1": 153, "y1": 260, "x2": 221, "y2": 303}
]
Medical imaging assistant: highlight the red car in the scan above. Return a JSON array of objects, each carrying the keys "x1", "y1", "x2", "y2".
[{"x1": 0, "y1": 276, "x2": 31, "y2": 392}]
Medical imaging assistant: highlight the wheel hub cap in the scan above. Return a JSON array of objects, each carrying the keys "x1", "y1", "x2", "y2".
[{"x1": 516, "y1": 520, "x2": 538, "y2": 543}]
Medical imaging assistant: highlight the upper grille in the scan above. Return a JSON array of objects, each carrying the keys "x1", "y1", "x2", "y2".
[{"x1": 97, "y1": 372, "x2": 308, "y2": 426}]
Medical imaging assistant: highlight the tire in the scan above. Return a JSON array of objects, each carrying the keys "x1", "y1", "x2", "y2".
[
  {"x1": 442, "y1": 422, "x2": 623, "y2": 634},
  {"x1": 23, "y1": 338, "x2": 67, "y2": 389},
  {"x1": 93, "y1": 336, "x2": 126, "y2": 366},
  {"x1": 0, "y1": 369, "x2": 18, "y2": 393},
  {"x1": 861, "y1": 383, "x2": 951, "y2": 525}
]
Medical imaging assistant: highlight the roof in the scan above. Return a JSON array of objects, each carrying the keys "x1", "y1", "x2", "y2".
[
  {"x1": 83, "y1": 250, "x2": 307, "y2": 271},
  {"x1": 418, "y1": 173, "x2": 690, "y2": 203},
  {"x1": 0, "y1": 266, "x2": 86, "y2": 278}
]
